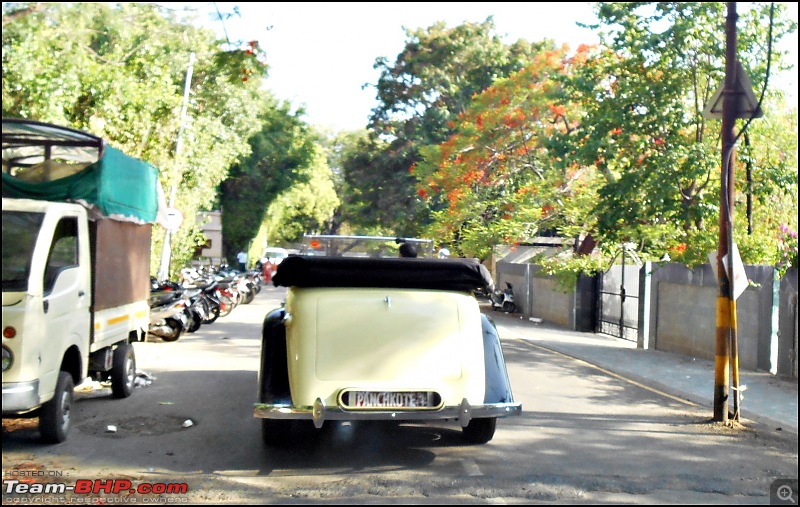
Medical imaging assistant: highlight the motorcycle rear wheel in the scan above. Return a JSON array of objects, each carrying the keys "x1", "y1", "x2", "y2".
[
  {"x1": 202, "y1": 303, "x2": 220, "y2": 324},
  {"x1": 217, "y1": 294, "x2": 234, "y2": 318},
  {"x1": 159, "y1": 318, "x2": 183, "y2": 342},
  {"x1": 243, "y1": 287, "x2": 255, "y2": 304},
  {"x1": 186, "y1": 310, "x2": 202, "y2": 333}
]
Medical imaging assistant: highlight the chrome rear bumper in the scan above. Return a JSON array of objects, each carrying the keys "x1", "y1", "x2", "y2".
[{"x1": 254, "y1": 398, "x2": 522, "y2": 429}]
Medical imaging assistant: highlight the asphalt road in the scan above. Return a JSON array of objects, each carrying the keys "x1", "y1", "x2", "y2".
[{"x1": 2, "y1": 285, "x2": 797, "y2": 504}]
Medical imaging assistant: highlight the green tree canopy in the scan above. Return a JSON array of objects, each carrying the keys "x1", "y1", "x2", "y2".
[
  {"x1": 338, "y1": 17, "x2": 551, "y2": 236},
  {"x1": 219, "y1": 97, "x2": 317, "y2": 257},
  {"x1": 413, "y1": 2, "x2": 797, "y2": 272},
  {"x1": 262, "y1": 145, "x2": 341, "y2": 245},
  {"x1": 2, "y1": 2, "x2": 270, "y2": 277},
  {"x1": 572, "y1": 2, "x2": 797, "y2": 265},
  {"x1": 413, "y1": 46, "x2": 599, "y2": 260}
]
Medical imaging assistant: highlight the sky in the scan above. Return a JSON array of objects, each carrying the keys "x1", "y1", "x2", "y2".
[{"x1": 172, "y1": 2, "x2": 798, "y2": 133}]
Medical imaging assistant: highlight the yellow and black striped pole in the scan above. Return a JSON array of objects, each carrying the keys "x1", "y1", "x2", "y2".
[
  {"x1": 714, "y1": 2, "x2": 738, "y2": 424},
  {"x1": 714, "y1": 296, "x2": 731, "y2": 423},
  {"x1": 730, "y1": 296, "x2": 740, "y2": 421}
]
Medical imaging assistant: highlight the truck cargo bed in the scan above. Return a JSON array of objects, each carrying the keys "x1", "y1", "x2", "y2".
[{"x1": 90, "y1": 217, "x2": 151, "y2": 311}]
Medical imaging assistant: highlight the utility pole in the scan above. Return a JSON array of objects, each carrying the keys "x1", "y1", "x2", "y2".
[
  {"x1": 157, "y1": 52, "x2": 196, "y2": 281},
  {"x1": 713, "y1": 2, "x2": 739, "y2": 424},
  {"x1": 702, "y1": 2, "x2": 763, "y2": 424}
]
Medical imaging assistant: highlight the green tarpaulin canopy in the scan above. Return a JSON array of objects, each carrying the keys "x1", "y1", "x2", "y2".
[{"x1": 2, "y1": 119, "x2": 160, "y2": 224}]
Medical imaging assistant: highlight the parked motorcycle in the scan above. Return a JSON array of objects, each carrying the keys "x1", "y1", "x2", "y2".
[
  {"x1": 187, "y1": 274, "x2": 242, "y2": 324},
  {"x1": 147, "y1": 285, "x2": 188, "y2": 342},
  {"x1": 179, "y1": 281, "x2": 224, "y2": 327},
  {"x1": 183, "y1": 287, "x2": 211, "y2": 331},
  {"x1": 197, "y1": 281, "x2": 222, "y2": 324},
  {"x1": 490, "y1": 281, "x2": 517, "y2": 313},
  {"x1": 235, "y1": 274, "x2": 256, "y2": 304},
  {"x1": 205, "y1": 269, "x2": 245, "y2": 312},
  {"x1": 152, "y1": 278, "x2": 201, "y2": 333},
  {"x1": 213, "y1": 283, "x2": 237, "y2": 317},
  {"x1": 214, "y1": 266, "x2": 259, "y2": 304}
]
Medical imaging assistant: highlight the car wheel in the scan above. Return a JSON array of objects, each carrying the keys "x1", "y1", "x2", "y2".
[
  {"x1": 262, "y1": 419, "x2": 292, "y2": 446},
  {"x1": 461, "y1": 417, "x2": 496, "y2": 444},
  {"x1": 110, "y1": 343, "x2": 136, "y2": 399},
  {"x1": 39, "y1": 371, "x2": 74, "y2": 443}
]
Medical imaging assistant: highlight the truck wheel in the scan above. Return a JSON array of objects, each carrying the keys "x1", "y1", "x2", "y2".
[
  {"x1": 262, "y1": 419, "x2": 292, "y2": 446},
  {"x1": 39, "y1": 371, "x2": 74, "y2": 443},
  {"x1": 111, "y1": 343, "x2": 136, "y2": 399},
  {"x1": 461, "y1": 417, "x2": 496, "y2": 444}
]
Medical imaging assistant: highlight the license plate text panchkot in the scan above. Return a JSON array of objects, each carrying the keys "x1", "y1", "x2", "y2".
[{"x1": 348, "y1": 391, "x2": 433, "y2": 408}]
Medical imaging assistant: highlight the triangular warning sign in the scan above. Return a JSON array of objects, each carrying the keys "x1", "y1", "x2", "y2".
[{"x1": 702, "y1": 60, "x2": 764, "y2": 120}]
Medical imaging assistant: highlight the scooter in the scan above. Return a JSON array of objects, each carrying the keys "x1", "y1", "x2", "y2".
[
  {"x1": 147, "y1": 289, "x2": 188, "y2": 342},
  {"x1": 152, "y1": 278, "x2": 203, "y2": 333},
  {"x1": 490, "y1": 281, "x2": 517, "y2": 313}
]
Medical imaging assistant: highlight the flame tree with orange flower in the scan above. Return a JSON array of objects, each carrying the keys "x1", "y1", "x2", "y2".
[
  {"x1": 413, "y1": 45, "x2": 602, "y2": 261},
  {"x1": 413, "y1": 2, "x2": 796, "y2": 275}
]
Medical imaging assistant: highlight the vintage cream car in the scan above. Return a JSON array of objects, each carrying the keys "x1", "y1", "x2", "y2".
[{"x1": 254, "y1": 248, "x2": 521, "y2": 446}]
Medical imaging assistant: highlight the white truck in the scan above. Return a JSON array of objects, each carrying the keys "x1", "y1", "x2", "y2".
[{"x1": 2, "y1": 118, "x2": 161, "y2": 442}]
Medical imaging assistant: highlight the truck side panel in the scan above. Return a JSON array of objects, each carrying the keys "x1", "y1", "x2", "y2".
[
  {"x1": 90, "y1": 301, "x2": 149, "y2": 353},
  {"x1": 90, "y1": 218, "x2": 151, "y2": 311}
]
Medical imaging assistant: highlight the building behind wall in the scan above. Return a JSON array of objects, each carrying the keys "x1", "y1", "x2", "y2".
[
  {"x1": 488, "y1": 237, "x2": 574, "y2": 282},
  {"x1": 196, "y1": 210, "x2": 222, "y2": 266}
]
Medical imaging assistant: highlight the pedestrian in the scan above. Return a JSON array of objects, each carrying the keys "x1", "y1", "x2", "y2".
[
  {"x1": 399, "y1": 242, "x2": 418, "y2": 258},
  {"x1": 237, "y1": 249, "x2": 248, "y2": 272}
]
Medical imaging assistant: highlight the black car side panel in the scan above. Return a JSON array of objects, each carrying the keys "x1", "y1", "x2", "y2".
[
  {"x1": 259, "y1": 308, "x2": 291, "y2": 404},
  {"x1": 481, "y1": 314, "x2": 515, "y2": 404}
]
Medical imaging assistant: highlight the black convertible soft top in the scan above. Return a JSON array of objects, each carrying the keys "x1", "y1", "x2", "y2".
[{"x1": 272, "y1": 255, "x2": 493, "y2": 292}]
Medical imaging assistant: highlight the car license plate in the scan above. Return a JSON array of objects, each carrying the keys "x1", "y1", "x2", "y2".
[{"x1": 343, "y1": 391, "x2": 436, "y2": 409}]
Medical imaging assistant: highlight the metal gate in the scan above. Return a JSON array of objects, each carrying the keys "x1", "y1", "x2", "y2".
[{"x1": 597, "y1": 245, "x2": 641, "y2": 342}]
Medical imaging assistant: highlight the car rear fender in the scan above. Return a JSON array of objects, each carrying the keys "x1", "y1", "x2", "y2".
[
  {"x1": 259, "y1": 308, "x2": 291, "y2": 404},
  {"x1": 480, "y1": 314, "x2": 516, "y2": 404}
]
